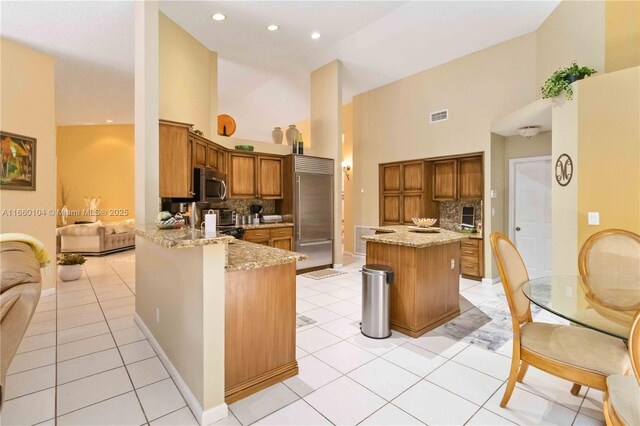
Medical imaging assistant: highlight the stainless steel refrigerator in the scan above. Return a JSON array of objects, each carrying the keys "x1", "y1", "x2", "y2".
[{"x1": 289, "y1": 155, "x2": 334, "y2": 271}]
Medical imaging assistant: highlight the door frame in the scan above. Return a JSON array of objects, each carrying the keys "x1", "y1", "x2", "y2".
[{"x1": 508, "y1": 155, "x2": 552, "y2": 242}]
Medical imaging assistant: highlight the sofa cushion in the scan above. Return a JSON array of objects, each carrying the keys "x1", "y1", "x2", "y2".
[
  {"x1": 58, "y1": 221, "x2": 104, "y2": 236},
  {"x1": 113, "y1": 223, "x2": 131, "y2": 234},
  {"x1": 0, "y1": 242, "x2": 41, "y2": 294}
]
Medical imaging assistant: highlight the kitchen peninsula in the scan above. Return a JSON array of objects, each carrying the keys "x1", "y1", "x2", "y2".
[
  {"x1": 363, "y1": 226, "x2": 468, "y2": 337},
  {"x1": 134, "y1": 226, "x2": 305, "y2": 423}
]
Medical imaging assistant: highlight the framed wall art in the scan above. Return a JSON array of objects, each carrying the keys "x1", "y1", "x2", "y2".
[{"x1": 1, "y1": 131, "x2": 37, "y2": 191}]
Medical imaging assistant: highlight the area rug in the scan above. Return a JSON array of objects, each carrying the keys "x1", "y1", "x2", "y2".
[
  {"x1": 296, "y1": 314, "x2": 317, "y2": 329},
  {"x1": 301, "y1": 268, "x2": 347, "y2": 280}
]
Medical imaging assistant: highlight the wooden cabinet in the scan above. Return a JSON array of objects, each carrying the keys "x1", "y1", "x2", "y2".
[
  {"x1": 206, "y1": 144, "x2": 226, "y2": 173},
  {"x1": 381, "y1": 164, "x2": 402, "y2": 193},
  {"x1": 159, "y1": 120, "x2": 194, "y2": 198},
  {"x1": 432, "y1": 160, "x2": 457, "y2": 200},
  {"x1": 193, "y1": 139, "x2": 207, "y2": 169},
  {"x1": 228, "y1": 153, "x2": 283, "y2": 199},
  {"x1": 460, "y1": 238, "x2": 484, "y2": 280},
  {"x1": 243, "y1": 227, "x2": 293, "y2": 251},
  {"x1": 432, "y1": 156, "x2": 483, "y2": 201},
  {"x1": 457, "y1": 157, "x2": 483, "y2": 200}
]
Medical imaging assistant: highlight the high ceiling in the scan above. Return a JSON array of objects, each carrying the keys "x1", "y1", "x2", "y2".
[{"x1": 1, "y1": 1, "x2": 559, "y2": 139}]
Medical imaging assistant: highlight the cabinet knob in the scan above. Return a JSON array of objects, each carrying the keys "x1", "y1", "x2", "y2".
[{"x1": 515, "y1": 226, "x2": 521, "y2": 232}]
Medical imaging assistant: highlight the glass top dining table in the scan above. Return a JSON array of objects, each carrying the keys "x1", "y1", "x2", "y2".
[{"x1": 522, "y1": 275, "x2": 640, "y2": 340}]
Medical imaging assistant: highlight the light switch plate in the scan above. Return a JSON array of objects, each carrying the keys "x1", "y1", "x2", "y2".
[
  {"x1": 588, "y1": 212, "x2": 600, "y2": 225},
  {"x1": 490, "y1": 190, "x2": 497, "y2": 199}
]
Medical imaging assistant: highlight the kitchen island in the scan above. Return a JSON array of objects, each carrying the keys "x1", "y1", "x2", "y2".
[{"x1": 363, "y1": 226, "x2": 468, "y2": 337}]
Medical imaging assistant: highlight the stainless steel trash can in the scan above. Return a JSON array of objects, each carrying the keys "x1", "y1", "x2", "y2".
[{"x1": 361, "y1": 264, "x2": 394, "y2": 339}]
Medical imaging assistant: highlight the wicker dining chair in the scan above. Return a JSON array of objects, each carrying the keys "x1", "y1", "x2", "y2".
[
  {"x1": 490, "y1": 232, "x2": 630, "y2": 408},
  {"x1": 604, "y1": 310, "x2": 640, "y2": 426}
]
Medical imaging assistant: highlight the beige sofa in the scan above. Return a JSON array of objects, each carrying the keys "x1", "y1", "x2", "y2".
[
  {"x1": 1, "y1": 242, "x2": 42, "y2": 406},
  {"x1": 58, "y1": 220, "x2": 135, "y2": 255}
]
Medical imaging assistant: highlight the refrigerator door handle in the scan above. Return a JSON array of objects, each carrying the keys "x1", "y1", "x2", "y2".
[
  {"x1": 298, "y1": 240, "x2": 332, "y2": 247},
  {"x1": 296, "y1": 176, "x2": 301, "y2": 239}
]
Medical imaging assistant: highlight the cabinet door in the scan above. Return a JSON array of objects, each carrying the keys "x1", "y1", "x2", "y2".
[
  {"x1": 381, "y1": 164, "x2": 402, "y2": 193},
  {"x1": 257, "y1": 156, "x2": 283, "y2": 199},
  {"x1": 270, "y1": 236, "x2": 292, "y2": 251},
  {"x1": 381, "y1": 195, "x2": 402, "y2": 224},
  {"x1": 403, "y1": 162, "x2": 424, "y2": 192},
  {"x1": 457, "y1": 157, "x2": 483, "y2": 199},
  {"x1": 228, "y1": 153, "x2": 257, "y2": 199},
  {"x1": 402, "y1": 194, "x2": 423, "y2": 224},
  {"x1": 159, "y1": 123, "x2": 192, "y2": 198},
  {"x1": 193, "y1": 139, "x2": 207, "y2": 169},
  {"x1": 206, "y1": 144, "x2": 218, "y2": 170},
  {"x1": 217, "y1": 150, "x2": 227, "y2": 173},
  {"x1": 433, "y1": 160, "x2": 457, "y2": 200}
]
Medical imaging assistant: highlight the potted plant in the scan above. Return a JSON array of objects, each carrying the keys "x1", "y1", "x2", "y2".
[
  {"x1": 57, "y1": 254, "x2": 86, "y2": 282},
  {"x1": 541, "y1": 61, "x2": 597, "y2": 100}
]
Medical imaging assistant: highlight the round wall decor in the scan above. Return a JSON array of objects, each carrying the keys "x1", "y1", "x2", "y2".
[
  {"x1": 555, "y1": 153, "x2": 573, "y2": 187},
  {"x1": 217, "y1": 114, "x2": 236, "y2": 137}
]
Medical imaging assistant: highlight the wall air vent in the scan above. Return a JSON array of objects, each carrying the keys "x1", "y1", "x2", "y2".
[
  {"x1": 354, "y1": 225, "x2": 375, "y2": 256},
  {"x1": 430, "y1": 109, "x2": 449, "y2": 123}
]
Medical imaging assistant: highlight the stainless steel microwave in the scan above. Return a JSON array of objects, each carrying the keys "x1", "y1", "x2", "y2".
[{"x1": 193, "y1": 168, "x2": 227, "y2": 202}]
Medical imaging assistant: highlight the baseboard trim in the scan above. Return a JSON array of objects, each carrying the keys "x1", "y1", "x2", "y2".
[
  {"x1": 481, "y1": 277, "x2": 501, "y2": 285},
  {"x1": 332, "y1": 263, "x2": 344, "y2": 269},
  {"x1": 41, "y1": 288, "x2": 56, "y2": 298},
  {"x1": 134, "y1": 313, "x2": 228, "y2": 425}
]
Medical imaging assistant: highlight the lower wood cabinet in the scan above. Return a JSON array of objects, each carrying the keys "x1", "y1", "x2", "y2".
[
  {"x1": 460, "y1": 238, "x2": 483, "y2": 280},
  {"x1": 243, "y1": 227, "x2": 293, "y2": 251}
]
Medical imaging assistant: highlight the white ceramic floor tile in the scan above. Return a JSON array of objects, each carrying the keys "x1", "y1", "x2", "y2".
[
  {"x1": 296, "y1": 327, "x2": 342, "y2": 353},
  {"x1": 107, "y1": 315, "x2": 137, "y2": 331},
  {"x1": 573, "y1": 413, "x2": 604, "y2": 426},
  {"x1": 466, "y1": 408, "x2": 516, "y2": 425},
  {"x1": 348, "y1": 331, "x2": 409, "y2": 356},
  {"x1": 296, "y1": 346, "x2": 309, "y2": 360},
  {"x1": 409, "y1": 332, "x2": 469, "y2": 359},
  {"x1": 348, "y1": 358, "x2": 421, "y2": 401},
  {"x1": 515, "y1": 365, "x2": 586, "y2": 411},
  {"x1": 304, "y1": 376, "x2": 385, "y2": 425},
  {"x1": 381, "y1": 343, "x2": 448, "y2": 377},
  {"x1": 296, "y1": 299, "x2": 318, "y2": 313},
  {"x1": 230, "y1": 382, "x2": 299, "y2": 425},
  {"x1": 283, "y1": 355, "x2": 342, "y2": 397},
  {"x1": 119, "y1": 339, "x2": 155, "y2": 364},
  {"x1": 137, "y1": 378, "x2": 187, "y2": 421},
  {"x1": 305, "y1": 282, "x2": 343, "y2": 293},
  {"x1": 360, "y1": 404, "x2": 424, "y2": 425},
  {"x1": 57, "y1": 302, "x2": 102, "y2": 319},
  {"x1": 255, "y1": 399, "x2": 331, "y2": 425},
  {"x1": 151, "y1": 406, "x2": 199, "y2": 425},
  {"x1": 452, "y1": 344, "x2": 512, "y2": 380},
  {"x1": 296, "y1": 287, "x2": 321, "y2": 299},
  {"x1": 16, "y1": 331, "x2": 56, "y2": 354},
  {"x1": 24, "y1": 319, "x2": 56, "y2": 337},
  {"x1": 579, "y1": 388, "x2": 605, "y2": 421},
  {"x1": 212, "y1": 413, "x2": 242, "y2": 425},
  {"x1": 319, "y1": 317, "x2": 361, "y2": 339},
  {"x1": 98, "y1": 289, "x2": 134, "y2": 302},
  {"x1": 425, "y1": 361, "x2": 503, "y2": 405},
  {"x1": 394, "y1": 380, "x2": 479, "y2": 426},
  {"x1": 103, "y1": 304, "x2": 135, "y2": 319},
  {"x1": 4, "y1": 364, "x2": 55, "y2": 400},
  {"x1": 57, "y1": 333, "x2": 116, "y2": 362},
  {"x1": 57, "y1": 321, "x2": 110, "y2": 344},
  {"x1": 57, "y1": 310, "x2": 105, "y2": 331},
  {"x1": 325, "y1": 288, "x2": 359, "y2": 300},
  {"x1": 314, "y1": 341, "x2": 377, "y2": 373},
  {"x1": 99, "y1": 295, "x2": 135, "y2": 310},
  {"x1": 56, "y1": 367, "x2": 133, "y2": 415},
  {"x1": 300, "y1": 307, "x2": 341, "y2": 325},
  {"x1": 302, "y1": 293, "x2": 342, "y2": 307},
  {"x1": 7, "y1": 346, "x2": 55, "y2": 374},
  {"x1": 31, "y1": 310, "x2": 57, "y2": 324},
  {"x1": 0, "y1": 387, "x2": 55, "y2": 426},
  {"x1": 57, "y1": 294, "x2": 98, "y2": 309},
  {"x1": 323, "y1": 300, "x2": 361, "y2": 316},
  {"x1": 57, "y1": 348, "x2": 123, "y2": 384},
  {"x1": 35, "y1": 301, "x2": 57, "y2": 313},
  {"x1": 112, "y1": 325, "x2": 146, "y2": 346},
  {"x1": 126, "y1": 357, "x2": 170, "y2": 388},
  {"x1": 56, "y1": 391, "x2": 146, "y2": 425},
  {"x1": 484, "y1": 383, "x2": 579, "y2": 426}
]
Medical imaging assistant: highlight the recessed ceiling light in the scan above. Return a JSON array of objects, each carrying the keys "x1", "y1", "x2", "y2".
[
  {"x1": 106, "y1": 120, "x2": 113, "y2": 123},
  {"x1": 310, "y1": 32, "x2": 321, "y2": 40},
  {"x1": 211, "y1": 13, "x2": 226, "y2": 21},
  {"x1": 266, "y1": 24, "x2": 279, "y2": 31}
]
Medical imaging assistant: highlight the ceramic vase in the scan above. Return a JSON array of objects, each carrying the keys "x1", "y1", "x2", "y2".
[
  {"x1": 272, "y1": 127, "x2": 284, "y2": 144},
  {"x1": 58, "y1": 264, "x2": 82, "y2": 282},
  {"x1": 60, "y1": 205, "x2": 69, "y2": 225},
  {"x1": 285, "y1": 125, "x2": 300, "y2": 146}
]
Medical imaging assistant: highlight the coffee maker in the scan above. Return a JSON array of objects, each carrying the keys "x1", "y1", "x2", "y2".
[{"x1": 250, "y1": 204, "x2": 263, "y2": 223}]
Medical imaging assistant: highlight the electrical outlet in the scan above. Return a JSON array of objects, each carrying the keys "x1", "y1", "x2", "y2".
[
  {"x1": 156, "y1": 307, "x2": 160, "y2": 323},
  {"x1": 491, "y1": 207, "x2": 496, "y2": 217},
  {"x1": 44, "y1": 266, "x2": 51, "y2": 275},
  {"x1": 588, "y1": 212, "x2": 600, "y2": 225},
  {"x1": 450, "y1": 258, "x2": 455, "y2": 270}
]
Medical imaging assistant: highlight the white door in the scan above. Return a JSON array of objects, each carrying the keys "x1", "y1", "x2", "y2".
[{"x1": 510, "y1": 157, "x2": 552, "y2": 279}]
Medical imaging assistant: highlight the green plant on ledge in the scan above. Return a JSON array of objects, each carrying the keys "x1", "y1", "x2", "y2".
[
  {"x1": 541, "y1": 62, "x2": 597, "y2": 100},
  {"x1": 58, "y1": 254, "x2": 86, "y2": 265}
]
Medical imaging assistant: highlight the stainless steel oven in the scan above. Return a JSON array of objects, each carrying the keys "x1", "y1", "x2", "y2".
[{"x1": 193, "y1": 168, "x2": 227, "y2": 203}]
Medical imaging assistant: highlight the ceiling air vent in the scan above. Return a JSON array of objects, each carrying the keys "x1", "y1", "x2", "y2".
[{"x1": 430, "y1": 109, "x2": 448, "y2": 123}]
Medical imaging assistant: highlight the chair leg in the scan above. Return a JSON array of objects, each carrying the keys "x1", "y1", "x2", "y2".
[
  {"x1": 516, "y1": 362, "x2": 529, "y2": 383},
  {"x1": 500, "y1": 355, "x2": 521, "y2": 407},
  {"x1": 570, "y1": 383, "x2": 582, "y2": 396}
]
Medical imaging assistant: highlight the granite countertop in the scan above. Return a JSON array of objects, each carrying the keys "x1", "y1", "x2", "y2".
[
  {"x1": 240, "y1": 223, "x2": 294, "y2": 230},
  {"x1": 134, "y1": 225, "x2": 235, "y2": 249},
  {"x1": 226, "y1": 239, "x2": 307, "y2": 272},
  {"x1": 363, "y1": 225, "x2": 469, "y2": 248}
]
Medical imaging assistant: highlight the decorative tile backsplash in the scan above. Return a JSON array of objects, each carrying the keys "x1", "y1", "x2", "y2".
[
  {"x1": 210, "y1": 199, "x2": 276, "y2": 215},
  {"x1": 439, "y1": 200, "x2": 482, "y2": 231}
]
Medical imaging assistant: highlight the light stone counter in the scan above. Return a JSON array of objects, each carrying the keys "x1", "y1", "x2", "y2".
[
  {"x1": 240, "y1": 223, "x2": 294, "y2": 230},
  {"x1": 363, "y1": 225, "x2": 469, "y2": 248},
  {"x1": 134, "y1": 225, "x2": 235, "y2": 249},
  {"x1": 226, "y1": 239, "x2": 307, "y2": 272}
]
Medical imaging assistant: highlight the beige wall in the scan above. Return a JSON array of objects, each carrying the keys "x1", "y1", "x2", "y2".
[
  {"x1": 159, "y1": 12, "x2": 218, "y2": 139},
  {"x1": 490, "y1": 133, "x2": 506, "y2": 278},
  {"x1": 342, "y1": 103, "x2": 354, "y2": 253},
  {"x1": 311, "y1": 61, "x2": 343, "y2": 264},
  {"x1": 295, "y1": 118, "x2": 312, "y2": 148},
  {"x1": 578, "y1": 67, "x2": 640, "y2": 247},
  {"x1": 57, "y1": 125, "x2": 135, "y2": 223},
  {"x1": 605, "y1": 0, "x2": 640, "y2": 73},
  {"x1": 0, "y1": 38, "x2": 56, "y2": 291},
  {"x1": 536, "y1": 1, "x2": 605, "y2": 87}
]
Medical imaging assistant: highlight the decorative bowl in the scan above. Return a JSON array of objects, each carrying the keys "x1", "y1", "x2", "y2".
[
  {"x1": 154, "y1": 219, "x2": 185, "y2": 230},
  {"x1": 235, "y1": 145, "x2": 254, "y2": 151},
  {"x1": 412, "y1": 218, "x2": 437, "y2": 228}
]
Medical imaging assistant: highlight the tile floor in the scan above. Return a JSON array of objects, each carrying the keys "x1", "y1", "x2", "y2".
[{"x1": 2, "y1": 252, "x2": 606, "y2": 426}]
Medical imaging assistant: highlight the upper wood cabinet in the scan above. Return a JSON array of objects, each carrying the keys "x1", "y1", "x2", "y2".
[
  {"x1": 228, "y1": 153, "x2": 283, "y2": 200},
  {"x1": 206, "y1": 144, "x2": 227, "y2": 173},
  {"x1": 193, "y1": 139, "x2": 207, "y2": 169},
  {"x1": 403, "y1": 162, "x2": 424, "y2": 192},
  {"x1": 457, "y1": 157, "x2": 483, "y2": 200},
  {"x1": 159, "y1": 120, "x2": 194, "y2": 198},
  {"x1": 432, "y1": 160, "x2": 457, "y2": 201},
  {"x1": 381, "y1": 164, "x2": 402, "y2": 193}
]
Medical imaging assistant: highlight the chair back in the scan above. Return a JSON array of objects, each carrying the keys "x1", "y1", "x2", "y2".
[
  {"x1": 490, "y1": 232, "x2": 531, "y2": 324},
  {"x1": 630, "y1": 310, "x2": 640, "y2": 384},
  {"x1": 579, "y1": 229, "x2": 640, "y2": 286}
]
